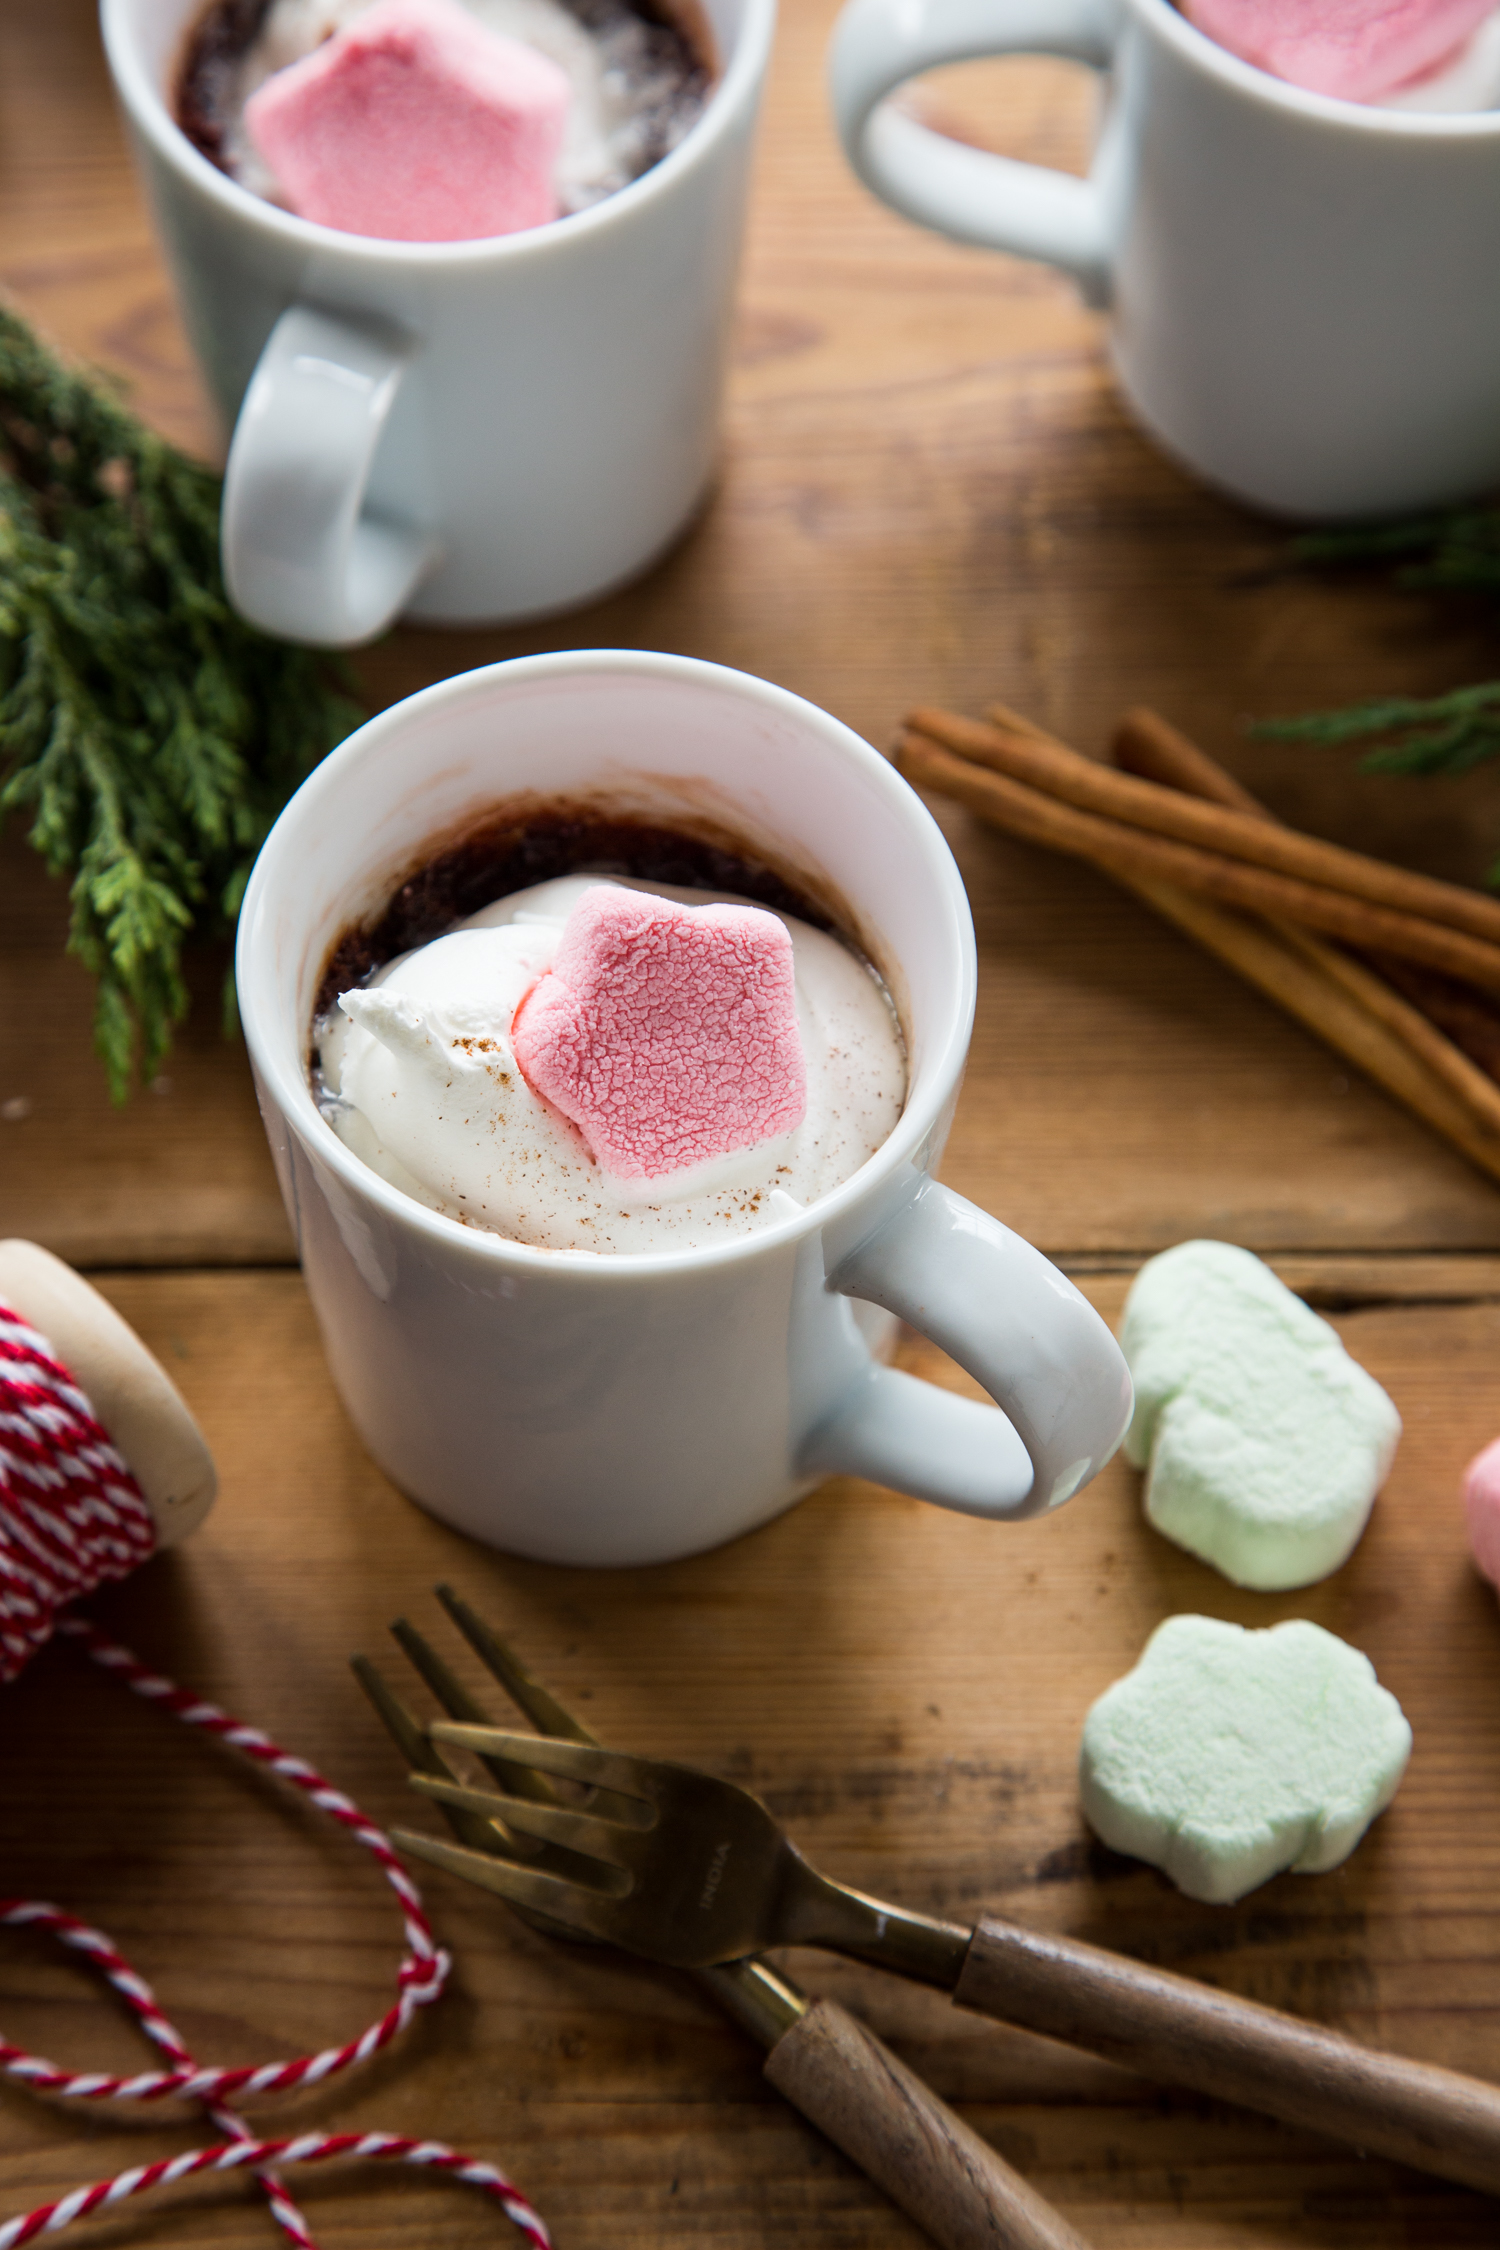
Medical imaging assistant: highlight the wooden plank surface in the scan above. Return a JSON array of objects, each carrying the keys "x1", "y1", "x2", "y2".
[
  {"x1": 8, "y1": 1, "x2": 1500, "y2": 2247},
  {"x1": 5, "y1": 1268, "x2": 1500, "y2": 2250}
]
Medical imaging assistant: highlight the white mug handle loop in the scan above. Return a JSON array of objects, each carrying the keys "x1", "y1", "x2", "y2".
[
  {"x1": 222, "y1": 305, "x2": 439, "y2": 649},
  {"x1": 828, "y1": 0, "x2": 1120, "y2": 305},
  {"x1": 803, "y1": 1179, "x2": 1132, "y2": 1520}
]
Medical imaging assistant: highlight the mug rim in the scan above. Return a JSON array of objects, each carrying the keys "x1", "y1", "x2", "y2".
[
  {"x1": 1131, "y1": 0, "x2": 1500, "y2": 133},
  {"x1": 100, "y1": 0, "x2": 778, "y2": 265},
  {"x1": 236, "y1": 649, "x2": 979, "y2": 1279}
]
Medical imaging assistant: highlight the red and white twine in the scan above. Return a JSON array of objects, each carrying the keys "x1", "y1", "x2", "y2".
[
  {"x1": 0, "y1": 1303, "x2": 156, "y2": 1683},
  {"x1": 0, "y1": 1299, "x2": 550, "y2": 2249}
]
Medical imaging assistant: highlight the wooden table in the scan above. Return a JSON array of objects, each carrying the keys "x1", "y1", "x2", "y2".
[{"x1": 7, "y1": 6, "x2": 1500, "y2": 2245}]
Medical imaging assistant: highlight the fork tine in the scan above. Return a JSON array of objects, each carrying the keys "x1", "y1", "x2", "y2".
[
  {"x1": 435, "y1": 1583, "x2": 595, "y2": 1745},
  {"x1": 391, "y1": 1828, "x2": 625, "y2": 1943},
  {"x1": 390, "y1": 1616, "x2": 492, "y2": 1725},
  {"x1": 411, "y1": 1774, "x2": 636, "y2": 1874},
  {"x1": 429, "y1": 1591, "x2": 642, "y2": 1824},
  {"x1": 429, "y1": 1721, "x2": 651, "y2": 1803},
  {"x1": 351, "y1": 1653, "x2": 432, "y2": 1772},
  {"x1": 391, "y1": 1616, "x2": 560, "y2": 1810},
  {"x1": 359, "y1": 1648, "x2": 613, "y2": 1944},
  {"x1": 350, "y1": 1654, "x2": 507, "y2": 1856},
  {"x1": 383, "y1": 1624, "x2": 630, "y2": 1889}
]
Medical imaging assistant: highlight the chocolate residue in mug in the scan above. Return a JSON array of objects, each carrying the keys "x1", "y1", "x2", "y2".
[
  {"x1": 175, "y1": 0, "x2": 713, "y2": 196},
  {"x1": 176, "y1": 0, "x2": 271, "y2": 170},
  {"x1": 312, "y1": 799, "x2": 838, "y2": 1027}
]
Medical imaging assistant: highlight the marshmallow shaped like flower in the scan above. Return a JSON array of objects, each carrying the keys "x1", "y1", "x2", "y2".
[
  {"x1": 512, "y1": 884, "x2": 807, "y2": 1181},
  {"x1": 1080, "y1": 1615, "x2": 1412, "y2": 1903},
  {"x1": 1121, "y1": 1240, "x2": 1401, "y2": 1591},
  {"x1": 244, "y1": 0, "x2": 570, "y2": 241},
  {"x1": 1181, "y1": 0, "x2": 1497, "y2": 102}
]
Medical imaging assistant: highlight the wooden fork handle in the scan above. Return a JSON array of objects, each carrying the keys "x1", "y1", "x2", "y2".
[
  {"x1": 957, "y1": 1914, "x2": 1500, "y2": 2194},
  {"x1": 765, "y1": 1996, "x2": 1092, "y2": 2250}
]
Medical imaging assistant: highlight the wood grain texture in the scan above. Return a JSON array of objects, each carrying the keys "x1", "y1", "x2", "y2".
[
  {"x1": 954, "y1": 1916, "x2": 1500, "y2": 2198},
  {"x1": 764, "y1": 1999, "x2": 1094, "y2": 2250},
  {"x1": 2, "y1": 1268, "x2": 1500, "y2": 2248},
  {"x1": 1116, "y1": 871, "x2": 1500, "y2": 1187},
  {"x1": 7, "y1": 2, "x2": 1500, "y2": 2246},
  {"x1": 0, "y1": 833, "x2": 294, "y2": 1266}
]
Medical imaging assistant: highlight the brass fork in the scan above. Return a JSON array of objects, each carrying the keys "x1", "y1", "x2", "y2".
[
  {"x1": 357, "y1": 1587, "x2": 1093, "y2": 2250},
  {"x1": 399, "y1": 1689, "x2": 1500, "y2": 2204}
]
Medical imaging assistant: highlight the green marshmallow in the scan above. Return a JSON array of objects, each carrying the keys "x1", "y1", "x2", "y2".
[
  {"x1": 1080, "y1": 1614, "x2": 1412, "y2": 1904},
  {"x1": 1122, "y1": 1240, "x2": 1401, "y2": 1590}
]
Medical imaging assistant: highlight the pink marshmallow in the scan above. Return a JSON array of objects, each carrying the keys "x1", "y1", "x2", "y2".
[
  {"x1": 511, "y1": 886, "x2": 807, "y2": 1182},
  {"x1": 1181, "y1": 0, "x2": 1496, "y2": 100},
  {"x1": 1465, "y1": 1435, "x2": 1500, "y2": 1588},
  {"x1": 243, "y1": 0, "x2": 569, "y2": 243}
]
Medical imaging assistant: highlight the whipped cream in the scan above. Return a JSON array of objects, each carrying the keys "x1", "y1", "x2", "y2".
[
  {"x1": 218, "y1": 0, "x2": 708, "y2": 215},
  {"x1": 315, "y1": 877, "x2": 906, "y2": 1252}
]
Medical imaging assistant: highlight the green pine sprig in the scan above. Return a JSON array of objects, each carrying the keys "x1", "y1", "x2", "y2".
[
  {"x1": 1249, "y1": 508, "x2": 1500, "y2": 832},
  {"x1": 1254, "y1": 682, "x2": 1500, "y2": 777},
  {"x1": 1289, "y1": 508, "x2": 1500, "y2": 597},
  {"x1": 0, "y1": 303, "x2": 362, "y2": 1098}
]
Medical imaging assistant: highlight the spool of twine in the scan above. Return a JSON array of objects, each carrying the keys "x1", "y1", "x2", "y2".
[
  {"x1": 0, "y1": 1242, "x2": 547, "y2": 2250},
  {"x1": 0, "y1": 1239, "x2": 215, "y2": 1680}
]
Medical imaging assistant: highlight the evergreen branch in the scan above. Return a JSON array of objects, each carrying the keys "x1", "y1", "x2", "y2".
[
  {"x1": 1290, "y1": 506, "x2": 1500, "y2": 594},
  {"x1": 1261, "y1": 503, "x2": 1500, "y2": 815},
  {"x1": 0, "y1": 303, "x2": 363, "y2": 1098},
  {"x1": 1289, "y1": 516, "x2": 1460, "y2": 567},
  {"x1": 1254, "y1": 683, "x2": 1500, "y2": 776}
]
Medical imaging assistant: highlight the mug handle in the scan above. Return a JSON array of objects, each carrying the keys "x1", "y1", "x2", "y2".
[
  {"x1": 802, "y1": 1179, "x2": 1132, "y2": 1519},
  {"x1": 222, "y1": 305, "x2": 439, "y2": 648},
  {"x1": 827, "y1": 0, "x2": 1120, "y2": 306}
]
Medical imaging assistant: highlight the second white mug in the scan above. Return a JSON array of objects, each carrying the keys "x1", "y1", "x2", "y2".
[
  {"x1": 101, "y1": 0, "x2": 775, "y2": 644},
  {"x1": 829, "y1": 0, "x2": 1500, "y2": 519}
]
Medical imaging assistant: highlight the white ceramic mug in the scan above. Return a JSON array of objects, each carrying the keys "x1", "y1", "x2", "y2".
[
  {"x1": 100, "y1": 0, "x2": 775, "y2": 644},
  {"x1": 829, "y1": 0, "x2": 1500, "y2": 518},
  {"x1": 237, "y1": 651, "x2": 1132, "y2": 1566}
]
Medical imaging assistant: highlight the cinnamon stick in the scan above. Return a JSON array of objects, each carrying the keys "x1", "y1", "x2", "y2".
[
  {"x1": 988, "y1": 701, "x2": 1500, "y2": 1147},
  {"x1": 1122, "y1": 875, "x2": 1500, "y2": 1176},
  {"x1": 1109, "y1": 706, "x2": 1270, "y2": 816},
  {"x1": 910, "y1": 699, "x2": 1500, "y2": 1164},
  {"x1": 1358, "y1": 956, "x2": 1500, "y2": 1083},
  {"x1": 895, "y1": 728, "x2": 1500, "y2": 997},
  {"x1": 1108, "y1": 707, "x2": 1500, "y2": 1117},
  {"x1": 911, "y1": 704, "x2": 1500, "y2": 953}
]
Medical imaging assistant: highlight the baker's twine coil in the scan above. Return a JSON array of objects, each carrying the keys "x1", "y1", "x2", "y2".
[
  {"x1": 0, "y1": 1299, "x2": 550, "y2": 2249},
  {"x1": 0, "y1": 1302, "x2": 156, "y2": 1683}
]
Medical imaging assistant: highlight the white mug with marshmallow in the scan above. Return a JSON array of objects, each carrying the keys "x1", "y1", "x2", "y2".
[
  {"x1": 236, "y1": 651, "x2": 1133, "y2": 1568},
  {"x1": 100, "y1": 0, "x2": 774, "y2": 646},
  {"x1": 829, "y1": 0, "x2": 1500, "y2": 518}
]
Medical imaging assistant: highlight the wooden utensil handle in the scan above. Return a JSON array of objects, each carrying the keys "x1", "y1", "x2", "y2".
[
  {"x1": 957, "y1": 1915, "x2": 1500, "y2": 2195},
  {"x1": 765, "y1": 1996, "x2": 1093, "y2": 2250}
]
